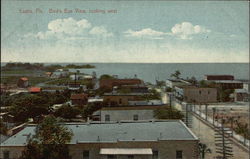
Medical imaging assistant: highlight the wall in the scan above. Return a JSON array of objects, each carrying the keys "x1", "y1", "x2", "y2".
[
  {"x1": 183, "y1": 88, "x2": 217, "y2": 103},
  {"x1": 100, "y1": 109, "x2": 155, "y2": 121}
]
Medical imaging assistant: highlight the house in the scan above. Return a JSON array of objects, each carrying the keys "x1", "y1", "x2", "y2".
[
  {"x1": 70, "y1": 93, "x2": 88, "y2": 106},
  {"x1": 234, "y1": 89, "x2": 249, "y2": 102},
  {"x1": 17, "y1": 77, "x2": 29, "y2": 88},
  {"x1": 93, "y1": 105, "x2": 167, "y2": 122},
  {"x1": 28, "y1": 87, "x2": 41, "y2": 93},
  {"x1": 100, "y1": 79, "x2": 143, "y2": 90},
  {"x1": 204, "y1": 75, "x2": 234, "y2": 81},
  {"x1": 45, "y1": 72, "x2": 52, "y2": 77},
  {"x1": 166, "y1": 79, "x2": 191, "y2": 89},
  {"x1": 0, "y1": 120, "x2": 199, "y2": 159},
  {"x1": 103, "y1": 93, "x2": 146, "y2": 106},
  {"x1": 175, "y1": 86, "x2": 217, "y2": 103}
]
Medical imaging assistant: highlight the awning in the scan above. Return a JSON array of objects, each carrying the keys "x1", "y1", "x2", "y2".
[{"x1": 100, "y1": 148, "x2": 152, "y2": 155}]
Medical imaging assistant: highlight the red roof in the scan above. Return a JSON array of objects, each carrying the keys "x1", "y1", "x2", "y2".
[
  {"x1": 70, "y1": 94, "x2": 88, "y2": 100},
  {"x1": 29, "y1": 87, "x2": 41, "y2": 93},
  {"x1": 20, "y1": 77, "x2": 28, "y2": 81}
]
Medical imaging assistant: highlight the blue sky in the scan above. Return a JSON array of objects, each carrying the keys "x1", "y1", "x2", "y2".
[{"x1": 1, "y1": 0, "x2": 249, "y2": 63}]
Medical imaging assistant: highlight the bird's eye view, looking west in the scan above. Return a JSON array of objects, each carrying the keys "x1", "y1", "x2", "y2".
[{"x1": 0, "y1": 0, "x2": 249, "y2": 159}]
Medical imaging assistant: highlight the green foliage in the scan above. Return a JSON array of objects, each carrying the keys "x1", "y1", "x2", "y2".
[
  {"x1": 2, "y1": 62, "x2": 44, "y2": 70},
  {"x1": 7, "y1": 91, "x2": 71, "y2": 123},
  {"x1": 234, "y1": 120, "x2": 250, "y2": 139},
  {"x1": 65, "y1": 64, "x2": 95, "y2": 69},
  {"x1": 82, "y1": 103, "x2": 102, "y2": 119},
  {"x1": 99, "y1": 74, "x2": 115, "y2": 80},
  {"x1": 156, "y1": 80, "x2": 166, "y2": 87},
  {"x1": 54, "y1": 105, "x2": 81, "y2": 120},
  {"x1": 0, "y1": 119, "x2": 8, "y2": 135},
  {"x1": 20, "y1": 115, "x2": 72, "y2": 159},
  {"x1": 154, "y1": 107, "x2": 184, "y2": 119},
  {"x1": 141, "y1": 89, "x2": 161, "y2": 100},
  {"x1": 171, "y1": 70, "x2": 181, "y2": 79},
  {"x1": 117, "y1": 88, "x2": 132, "y2": 94}
]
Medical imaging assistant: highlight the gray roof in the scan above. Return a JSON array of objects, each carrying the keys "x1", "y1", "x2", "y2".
[{"x1": 1, "y1": 120, "x2": 198, "y2": 146}]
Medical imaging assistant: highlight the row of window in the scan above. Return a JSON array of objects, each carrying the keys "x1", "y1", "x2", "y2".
[
  {"x1": 3, "y1": 150, "x2": 182, "y2": 159},
  {"x1": 104, "y1": 114, "x2": 138, "y2": 121}
]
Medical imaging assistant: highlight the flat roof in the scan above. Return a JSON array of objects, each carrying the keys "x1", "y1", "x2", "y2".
[
  {"x1": 100, "y1": 105, "x2": 168, "y2": 110},
  {"x1": 1, "y1": 120, "x2": 198, "y2": 146}
]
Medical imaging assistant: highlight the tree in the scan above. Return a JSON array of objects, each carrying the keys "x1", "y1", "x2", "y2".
[
  {"x1": 54, "y1": 104, "x2": 80, "y2": 120},
  {"x1": 0, "y1": 119, "x2": 8, "y2": 135},
  {"x1": 20, "y1": 115, "x2": 73, "y2": 159},
  {"x1": 171, "y1": 70, "x2": 181, "y2": 79},
  {"x1": 99, "y1": 74, "x2": 114, "y2": 80},
  {"x1": 198, "y1": 143, "x2": 211, "y2": 159},
  {"x1": 154, "y1": 107, "x2": 184, "y2": 119}
]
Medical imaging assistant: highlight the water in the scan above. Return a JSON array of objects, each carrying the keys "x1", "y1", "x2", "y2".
[
  {"x1": 1, "y1": 63, "x2": 248, "y2": 83},
  {"x1": 68, "y1": 63, "x2": 249, "y2": 83}
]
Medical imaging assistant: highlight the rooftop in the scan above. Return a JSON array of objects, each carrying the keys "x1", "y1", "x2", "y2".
[
  {"x1": 1, "y1": 120, "x2": 198, "y2": 146},
  {"x1": 28, "y1": 87, "x2": 41, "y2": 93},
  {"x1": 103, "y1": 92, "x2": 147, "y2": 96},
  {"x1": 20, "y1": 77, "x2": 28, "y2": 81},
  {"x1": 213, "y1": 80, "x2": 243, "y2": 84},
  {"x1": 100, "y1": 105, "x2": 168, "y2": 110}
]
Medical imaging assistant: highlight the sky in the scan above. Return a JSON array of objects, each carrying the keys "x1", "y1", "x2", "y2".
[{"x1": 1, "y1": 0, "x2": 249, "y2": 63}]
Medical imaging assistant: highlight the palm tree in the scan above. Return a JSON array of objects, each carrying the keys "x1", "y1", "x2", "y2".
[
  {"x1": 198, "y1": 143, "x2": 212, "y2": 159},
  {"x1": 171, "y1": 70, "x2": 181, "y2": 79}
]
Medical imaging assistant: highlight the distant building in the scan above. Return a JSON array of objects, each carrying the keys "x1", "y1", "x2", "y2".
[
  {"x1": 45, "y1": 72, "x2": 52, "y2": 77},
  {"x1": 120, "y1": 84, "x2": 149, "y2": 93},
  {"x1": 70, "y1": 93, "x2": 88, "y2": 106},
  {"x1": 103, "y1": 93, "x2": 146, "y2": 106},
  {"x1": 166, "y1": 79, "x2": 191, "y2": 89},
  {"x1": 0, "y1": 120, "x2": 199, "y2": 159},
  {"x1": 51, "y1": 71, "x2": 69, "y2": 78},
  {"x1": 100, "y1": 79, "x2": 143, "y2": 90},
  {"x1": 234, "y1": 89, "x2": 249, "y2": 102},
  {"x1": 204, "y1": 75, "x2": 234, "y2": 81},
  {"x1": 70, "y1": 74, "x2": 84, "y2": 80},
  {"x1": 17, "y1": 77, "x2": 29, "y2": 88},
  {"x1": 213, "y1": 80, "x2": 243, "y2": 90},
  {"x1": 28, "y1": 87, "x2": 41, "y2": 93},
  {"x1": 68, "y1": 82, "x2": 82, "y2": 90},
  {"x1": 94, "y1": 105, "x2": 167, "y2": 122},
  {"x1": 175, "y1": 86, "x2": 217, "y2": 103}
]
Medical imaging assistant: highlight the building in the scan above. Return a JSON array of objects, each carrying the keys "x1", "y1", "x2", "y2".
[
  {"x1": 166, "y1": 79, "x2": 191, "y2": 89},
  {"x1": 51, "y1": 71, "x2": 69, "y2": 78},
  {"x1": 213, "y1": 80, "x2": 243, "y2": 90},
  {"x1": 70, "y1": 93, "x2": 88, "y2": 106},
  {"x1": 100, "y1": 79, "x2": 143, "y2": 90},
  {"x1": 234, "y1": 89, "x2": 249, "y2": 102},
  {"x1": 0, "y1": 120, "x2": 199, "y2": 159},
  {"x1": 175, "y1": 86, "x2": 217, "y2": 103},
  {"x1": 17, "y1": 77, "x2": 29, "y2": 88},
  {"x1": 94, "y1": 105, "x2": 167, "y2": 122},
  {"x1": 204, "y1": 75, "x2": 234, "y2": 81},
  {"x1": 103, "y1": 93, "x2": 146, "y2": 106},
  {"x1": 68, "y1": 82, "x2": 82, "y2": 90},
  {"x1": 70, "y1": 74, "x2": 84, "y2": 80},
  {"x1": 120, "y1": 84, "x2": 149, "y2": 93}
]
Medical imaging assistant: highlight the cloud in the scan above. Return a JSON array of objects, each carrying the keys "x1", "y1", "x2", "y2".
[
  {"x1": 25, "y1": 17, "x2": 113, "y2": 40},
  {"x1": 124, "y1": 28, "x2": 166, "y2": 39},
  {"x1": 89, "y1": 26, "x2": 113, "y2": 37},
  {"x1": 171, "y1": 22, "x2": 210, "y2": 39}
]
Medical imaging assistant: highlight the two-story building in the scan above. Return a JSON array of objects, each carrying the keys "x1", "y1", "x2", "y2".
[{"x1": 175, "y1": 86, "x2": 217, "y2": 103}]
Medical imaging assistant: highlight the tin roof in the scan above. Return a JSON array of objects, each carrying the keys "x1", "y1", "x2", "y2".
[
  {"x1": 1, "y1": 120, "x2": 198, "y2": 146},
  {"x1": 28, "y1": 87, "x2": 41, "y2": 93}
]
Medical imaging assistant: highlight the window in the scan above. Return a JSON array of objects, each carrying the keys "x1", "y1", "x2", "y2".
[
  {"x1": 105, "y1": 115, "x2": 110, "y2": 121},
  {"x1": 176, "y1": 150, "x2": 183, "y2": 159},
  {"x1": 199, "y1": 91, "x2": 201, "y2": 95},
  {"x1": 3, "y1": 151, "x2": 9, "y2": 159},
  {"x1": 152, "y1": 150, "x2": 158, "y2": 159},
  {"x1": 83, "y1": 150, "x2": 89, "y2": 159},
  {"x1": 133, "y1": 114, "x2": 139, "y2": 121},
  {"x1": 107, "y1": 155, "x2": 117, "y2": 159},
  {"x1": 128, "y1": 155, "x2": 134, "y2": 159},
  {"x1": 119, "y1": 98, "x2": 122, "y2": 104},
  {"x1": 208, "y1": 91, "x2": 210, "y2": 94}
]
